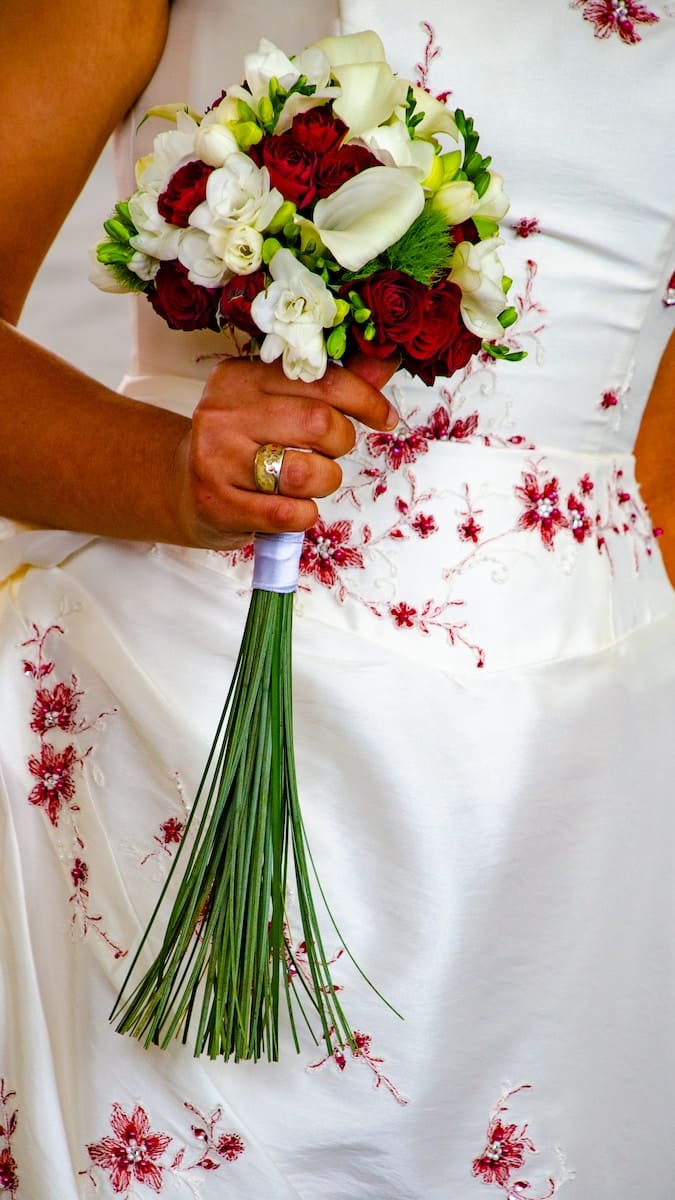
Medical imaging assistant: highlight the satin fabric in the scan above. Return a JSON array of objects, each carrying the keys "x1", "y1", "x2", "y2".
[{"x1": 1, "y1": 2, "x2": 675, "y2": 1196}]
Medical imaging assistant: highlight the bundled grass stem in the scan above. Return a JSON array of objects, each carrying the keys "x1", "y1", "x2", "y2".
[{"x1": 111, "y1": 586, "x2": 357, "y2": 1061}]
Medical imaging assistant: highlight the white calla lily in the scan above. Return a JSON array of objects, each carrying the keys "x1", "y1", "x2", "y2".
[
  {"x1": 311, "y1": 31, "x2": 388, "y2": 67},
  {"x1": 407, "y1": 85, "x2": 459, "y2": 141},
  {"x1": 449, "y1": 236, "x2": 507, "y2": 340},
  {"x1": 309, "y1": 30, "x2": 406, "y2": 137},
  {"x1": 302, "y1": 167, "x2": 425, "y2": 272},
  {"x1": 359, "y1": 118, "x2": 436, "y2": 180}
]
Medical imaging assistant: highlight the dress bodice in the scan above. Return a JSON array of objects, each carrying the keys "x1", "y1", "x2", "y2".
[
  {"x1": 116, "y1": 0, "x2": 675, "y2": 456},
  {"x1": 112, "y1": 0, "x2": 675, "y2": 673}
]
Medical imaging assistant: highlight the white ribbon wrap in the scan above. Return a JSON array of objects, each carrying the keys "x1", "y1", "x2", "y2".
[{"x1": 252, "y1": 531, "x2": 304, "y2": 594}]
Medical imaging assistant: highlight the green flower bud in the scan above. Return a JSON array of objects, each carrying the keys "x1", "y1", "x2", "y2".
[
  {"x1": 114, "y1": 201, "x2": 133, "y2": 226},
  {"x1": 237, "y1": 98, "x2": 258, "y2": 123},
  {"x1": 282, "y1": 221, "x2": 300, "y2": 243},
  {"x1": 258, "y1": 95, "x2": 274, "y2": 126},
  {"x1": 268, "y1": 76, "x2": 281, "y2": 102},
  {"x1": 262, "y1": 237, "x2": 282, "y2": 264},
  {"x1": 502, "y1": 275, "x2": 513, "y2": 294},
  {"x1": 96, "y1": 241, "x2": 135, "y2": 265},
  {"x1": 266, "y1": 201, "x2": 296, "y2": 235},
  {"x1": 362, "y1": 322, "x2": 377, "y2": 342},
  {"x1": 353, "y1": 306, "x2": 372, "y2": 325},
  {"x1": 103, "y1": 217, "x2": 132, "y2": 243},
  {"x1": 332, "y1": 298, "x2": 351, "y2": 326},
  {"x1": 326, "y1": 325, "x2": 348, "y2": 359},
  {"x1": 234, "y1": 121, "x2": 264, "y2": 150},
  {"x1": 441, "y1": 150, "x2": 462, "y2": 183}
]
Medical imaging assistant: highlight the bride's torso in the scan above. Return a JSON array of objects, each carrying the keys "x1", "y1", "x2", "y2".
[{"x1": 115, "y1": 0, "x2": 675, "y2": 671}]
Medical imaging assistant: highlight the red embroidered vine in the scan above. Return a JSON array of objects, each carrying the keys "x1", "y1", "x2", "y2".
[
  {"x1": 0, "y1": 1082, "x2": 19, "y2": 1199},
  {"x1": 414, "y1": 21, "x2": 452, "y2": 103},
  {"x1": 309, "y1": 1029, "x2": 409, "y2": 1106},
  {"x1": 22, "y1": 624, "x2": 125, "y2": 959},
  {"x1": 82, "y1": 1101, "x2": 245, "y2": 1195},
  {"x1": 573, "y1": 0, "x2": 660, "y2": 42}
]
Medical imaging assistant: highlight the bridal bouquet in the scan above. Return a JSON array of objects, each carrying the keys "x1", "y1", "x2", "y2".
[{"x1": 96, "y1": 30, "x2": 521, "y2": 1062}]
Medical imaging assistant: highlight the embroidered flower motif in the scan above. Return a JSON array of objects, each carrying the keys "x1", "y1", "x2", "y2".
[
  {"x1": 567, "y1": 493, "x2": 593, "y2": 543},
  {"x1": 515, "y1": 470, "x2": 568, "y2": 549},
  {"x1": 0, "y1": 1081, "x2": 19, "y2": 1199},
  {"x1": 459, "y1": 515, "x2": 483, "y2": 543},
  {"x1": 30, "y1": 680, "x2": 81, "y2": 734},
  {"x1": 366, "y1": 427, "x2": 430, "y2": 471},
  {"x1": 71, "y1": 857, "x2": 89, "y2": 890},
  {"x1": 301, "y1": 517, "x2": 365, "y2": 586},
  {"x1": 574, "y1": 0, "x2": 660, "y2": 43},
  {"x1": 309, "y1": 1028, "x2": 409, "y2": 1105},
  {"x1": 411, "y1": 512, "x2": 438, "y2": 538},
  {"x1": 600, "y1": 389, "x2": 619, "y2": 409},
  {"x1": 472, "y1": 1116, "x2": 533, "y2": 1185},
  {"x1": 391, "y1": 602, "x2": 418, "y2": 628},
  {"x1": 159, "y1": 816, "x2": 184, "y2": 846},
  {"x1": 83, "y1": 1101, "x2": 245, "y2": 1193},
  {"x1": 87, "y1": 1104, "x2": 171, "y2": 1194},
  {"x1": 663, "y1": 269, "x2": 675, "y2": 307},
  {"x1": 27, "y1": 742, "x2": 79, "y2": 826},
  {"x1": 512, "y1": 217, "x2": 541, "y2": 238}
]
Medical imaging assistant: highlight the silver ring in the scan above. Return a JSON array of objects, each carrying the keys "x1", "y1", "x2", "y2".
[{"x1": 253, "y1": 443, "x2": 286, "y2": 494}]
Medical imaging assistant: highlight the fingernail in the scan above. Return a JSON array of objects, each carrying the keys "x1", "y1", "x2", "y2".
[{"x1": 385, "y1": 403, "x2": 400, "y2": 430}]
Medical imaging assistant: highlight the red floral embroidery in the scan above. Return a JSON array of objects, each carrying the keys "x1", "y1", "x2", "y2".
[
  {"x1": 84, "y1": 1101, "x2": 245, "y2": 1195},
  {"x1": 515, "y1": 469, "x2": 568, "y2": 549},
  {"x1": 566, "y1": 493, "x2": 593, "y2": 543},
  {"x1": 414, "y1": 21, "x2": 452, "y2": 103},
  {"x1": 27, "y1": 741, "x2": 79, "y2": 826},
  {"x1": 366, "y1": 427, "x2": 429, "y2": 471},
  {"x1": 472, "y1": 1086, "x2": 573, "y2": 1197},
  {"x1": 22, "y1": 624, "x2": 125, "y2": 958},
  {"x1": 87, "y1": 1104, "x2": 171, "y2": 1194},
  {"x1": 574, "y1": 0, "x2": 660, "y2": 42},
  {"x1": 600, "y1": 389, "x2": 619, "y2": 409},
  {"x1": 301, "y1": 517, "x2": 365, "y2": 587},
  {"x1": 663, "y1": 269, "x2": 675, "y2": 307},
  {"x1": 0, "y1": 1081, "x2": 19, "y2": 1199},
  {"x1": 512, "y1": 217, "x2": 541, "y2": 239},
  {"x1": 139, "y1": 774, "x2": 189, "y2": 868}
]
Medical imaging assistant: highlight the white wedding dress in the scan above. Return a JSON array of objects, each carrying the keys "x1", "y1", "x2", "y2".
[{"x1": 1, "y1": 1, "x2": 674, "y2": 1196}]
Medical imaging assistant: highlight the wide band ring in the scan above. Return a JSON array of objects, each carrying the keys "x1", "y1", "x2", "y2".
[{"x1": 253, "y1": 443, "x2": 287, "y2": 494}]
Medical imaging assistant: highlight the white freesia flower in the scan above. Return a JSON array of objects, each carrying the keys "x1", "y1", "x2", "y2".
[
  {"x1": 215, "y1": 225, "x2": 263, "y2": 275},
  {"x1": 227, "y1": 40, "x2": 336, "y2": 135},
  {"x1": 250, "y1": 248, "x2": 337, "y2": 381},
  {"x1": 432, "y1": 179, "x2": 480, "y2": 225},
  {"x1": 449, "y1": 236, "x2": 507, "y2": 340},
  {"x1": 128, "y1": 251, "x2": 160, "y2": 282},
  {"x1": 178, "y1": 228, "x2": 230, "y2": 288},
  {"x1": 193, "y1": 116, "x2": 239, "y2": 168},
  {"x1": 128, "y1": 190, "x2": 183, "y2": 260},
  {"x1": 474, "y1": 171, "x2": 510, "y2": 222},
  {"x1": 88, "y1": 250, "x2": 127, "y2": 293},
  {"x1": 135, "y1": 111, "x2": 199, "y2": 192},
  {"x1": 190, "y1": 153, "x2": 283, "y2": 235},
  {"x1": 300, "y1": 166, "x2": 424, "y2": 272}
]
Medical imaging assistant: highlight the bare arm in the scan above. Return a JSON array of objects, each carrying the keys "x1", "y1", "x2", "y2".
[
  {"x1": 0, "y1": 3, "x2": 397, "y2": 549},
  {"x1": 634, "y1": 328, "x2": 675, "y2": 582}
]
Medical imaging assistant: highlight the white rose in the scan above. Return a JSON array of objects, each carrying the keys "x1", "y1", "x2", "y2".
[
  {"x1": 250, "y1": 248, "x2": 337, "y2": 381},
  {"x1": 449, "y1": 237, "x2": 507, "y2": 340},
  {"x1": 178, "y1": 228, "x2": 230, "y2": 288},
  {"x1": 213, "y1": 225, "x2": 263, "y2": 274},
  {"x1": 128, "y1": 190, "x2": 183, "y2": 261},
  {"x1": 190, "y1": 153, "x2": 283, "y2": 235}
]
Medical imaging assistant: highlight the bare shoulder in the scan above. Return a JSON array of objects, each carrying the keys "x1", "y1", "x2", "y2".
[{"x1": 0, "y1": 1, "x2": 170, "y2": 321}]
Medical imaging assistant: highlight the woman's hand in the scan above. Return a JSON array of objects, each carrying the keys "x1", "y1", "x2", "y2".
[{"x1": 176, "y1": 355, "x2": 399, "y2": 549}]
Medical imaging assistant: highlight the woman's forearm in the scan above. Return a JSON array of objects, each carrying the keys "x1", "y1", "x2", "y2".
[
  {"x1": 635, "y1": 328, "x2": 675, "y2": 583},
  {"x1": 0, "y1": 319, "x2": 190, "y2": 542}
]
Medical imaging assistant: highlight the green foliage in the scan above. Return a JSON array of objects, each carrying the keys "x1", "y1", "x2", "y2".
[{"x1": 384, "y1": 206, "x2": 455, "y2": 285}]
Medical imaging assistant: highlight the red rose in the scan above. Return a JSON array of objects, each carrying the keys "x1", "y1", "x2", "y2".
[
  {"x1": 157, "y1": 160, "x2": 213, "y2": 228},
  {"x1": 401, "y1": 280, "x2": 481, "y2": 385},
  {"x1": 220, "y1": 269, "x2": 266, "y2": 336},
  {"x1": 253, "y1": 130, "x2": 317, "y2": 209},
  {"x1": 291, "y1": 107, "x2": 347, "y2": 154},
  {"x1": 149, "y1": 261, "x2": 220, "y2": 331},
  {"x1": 315, "y1": 144, "x2": 380, "y2": 199},
  {"x1": 452, "y1": 219, "x2": 481, "y2": 246},
  {"x1": 348, "y1": 270, "x2": 426, "y2": 359}
]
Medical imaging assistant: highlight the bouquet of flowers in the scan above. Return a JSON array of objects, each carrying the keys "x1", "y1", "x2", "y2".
[{"x1": 96, "y1": 30, "x2": 521, "y2": 1062}]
